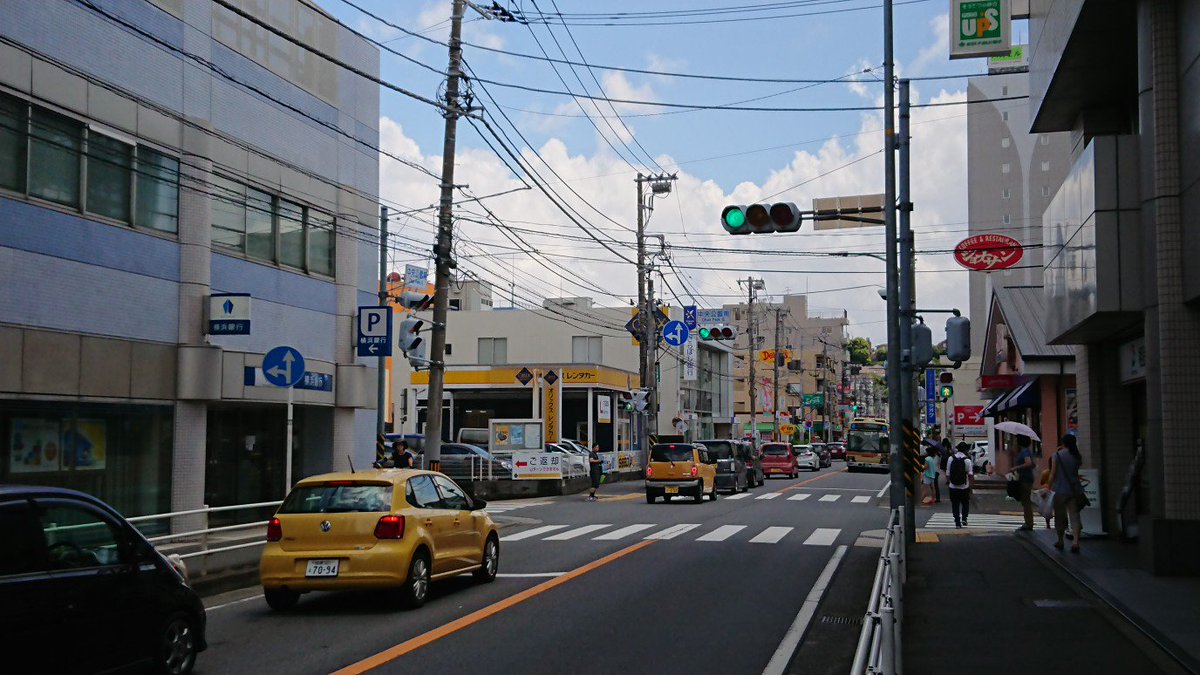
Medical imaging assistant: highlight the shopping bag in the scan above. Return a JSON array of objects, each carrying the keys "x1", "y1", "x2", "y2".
[{"x1": 1034, "y1": 488, "x2": 1055, "y2": 519}]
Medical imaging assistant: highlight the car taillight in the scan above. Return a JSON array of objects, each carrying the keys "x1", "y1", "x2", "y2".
[
  {"x1": 266, "y1": 517, "x2": 282, "y2": 542},
  {"x1": 690, "y1": 465, "x2": 699, "y2": 477},
  {"x1": 374, "y1": 515, "x2": 405, "y2": 539},
  {"x1": 646, "y1": 466, "x2": 653, "y2": 478}
]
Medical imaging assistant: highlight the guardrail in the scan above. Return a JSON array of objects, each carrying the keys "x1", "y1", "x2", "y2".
[
  {"x1": 850, "y1": 507, "x2": 905, "y2": 675},
  {"x1": 127, "y1": 501, "x2": 282, "y2": 572}
]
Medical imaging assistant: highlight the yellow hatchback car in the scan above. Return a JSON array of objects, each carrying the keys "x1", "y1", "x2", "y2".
[
  {"x1": 259, "y1": 469, "x2": 499, "y2": 610},
  {"x1": 644, "y1": 443, "x2": 717, "y2": 503}
]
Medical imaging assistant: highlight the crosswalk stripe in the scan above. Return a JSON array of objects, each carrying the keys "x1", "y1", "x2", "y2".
[
  {"x1": 851, "y1": 496, "x2": 871, "y2": 504},
  {"x1": 696, "y1": 525, "x2": 747, "y2": 542},
  {"x1": 750, "y1": 526, "x2": 793, "y2": 544},
  {"x1": 756, "y1": 492, "x2": 782, "y2": 500},
  {"x1": 544, "y1": 524, "x2": 612, "y2": 541},
  {"x1": 803, "y1": 528, "x2": 841, "y2": 546},
  {"x1": 788, "y1": 493, "x2": 811, "y2": 501},
  {"x1": 818, "y1": 494, "x2": 841, "y2": 503},
  {"x1": 501, "y1": 525, "x2": 568, "y2": 541},
  {"x1": 593, "y1": 524, "x2": 656, "y2": 540},
  {"x1": 645, "y1": 524, "x2": 701, "y2": 540},
  {"x1": 725, "y1": 493, "x2": 752, "y2": 500},
  {"x1": 924, "y1": 514, "x2": 1027, "y2": 530}
]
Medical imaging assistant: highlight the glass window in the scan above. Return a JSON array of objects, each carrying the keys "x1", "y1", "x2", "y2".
[
  {"x1": 278, "y1": 199, "x2": 304, "y2": 268},
  {"x1": 278, "y1": 483, "x2": 392, "y2": 513},
  {"x1": 211, "y1": 174, "x2": 246, "y2": 250},
  {"x1": 405, "y1": 475, "x2": 443, "y2": 509},
  {"x1": 135, "y1": 148, "x2": 178, "y2": 232},
  {"x1": 432, "y1": 475, "x2": 470, "y2": 511},
  {"x1": 650, "y1": 444, "x2": 694, "y2": 462},
  {"x1": 36, "y1": 501, "x2": 125, "y2": 570},
  {"x1": 478, "y1": 337, "x2": 507, "y2": 365},
  {"x1": 1001, "y1": 163, "x2": 1010, "y2": 174},
  {"x1": 1002, "y1": 188, "x2": 1010, "y2": 199},
  {"x1": 572, "y1": 336, "x2": 601, "y2": 363},
  {"x1": 29, "y1": 107, "x2": 81, "y2": 206},
  {"x1": 0, "y1": 95, "x2": 26, "y2": 193},
  {"x1": 1041, "y1": 161, "x2": 1050, "y2": 172},
  {"x1": 245, "y1": 187, "x2": 274, "y2": 261},
  {"x1": 1000, "y1": 137, "x2": 1010, "y2": 149},
  {"x1": 0, "y1": 501, "x2": 42, "y2": 576},
  {"x1": 307, "y1": 210, "x2": 334, "y2": 275},
  {"x1": 86, "y1": 133, "x2": 132, "y2": 222}
]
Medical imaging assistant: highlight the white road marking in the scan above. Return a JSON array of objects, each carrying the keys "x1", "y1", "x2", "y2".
[
  {"x1": 749, "y1": 526, "x2": 793, "y2": 544},
  {"x1": 818, "y1": 494, "x2": 841, "y2": 503},
  {"x1": 787, "y1": 493, "x2": 811, "y2": 501},
  {"x1": 484, "y1": 500, "x2": 551, "y2": 514},
  {"x1": 593, "y1": 524, "x2": 656, "y2": 540},
  {"x1": 645, "y1": 523, "x2": 701, "y2": 540},
  {"x1": 924, "y1": 513, "x2": 1028, "y2": 530},
  {"x1": 725, "y1": 493, "x2": 753, "y2": 500},
  {"x1": 876, "y1": 482, "x2": 890, "y2": 498},
  {"x1": 851, "y1": 496, "x2": 871, "y2": 504},
  {"x1": 207, "y1": 594, "x2": 262, "y2": 612},
  {"x1": 544, "y1": 524, "x2": 612, "y2": 541},
  {"x1": 501, "y1": 525, "x2": 569, "y2": 541},
  {"x1": 696, "y1": 525, "x2": 747, "y2": 542},
  {"x1": 496, "y1": 572, "x2": 564, "y2": 578},
  {"x1": 756, "y1": 492, "x2": 782, "y2": 500},
  {"x1": 761, "y1": 546, "x2": 849, "y2": 675},
  {"x1": 803, "y1": 528, "x2": 841, "y2": 546}
]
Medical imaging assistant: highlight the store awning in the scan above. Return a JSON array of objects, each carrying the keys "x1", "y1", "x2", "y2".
[
  {"x1": 981, "y1": 390, "x2": 1013, "y2": 418},
  {"x1": 999, "y1": 378, "x2": 1040, "y2": 412}
]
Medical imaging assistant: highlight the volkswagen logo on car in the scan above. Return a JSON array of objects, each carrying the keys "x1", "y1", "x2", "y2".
[{"x1": 320, "y1": 520, "x2": 332, "y2": 533}]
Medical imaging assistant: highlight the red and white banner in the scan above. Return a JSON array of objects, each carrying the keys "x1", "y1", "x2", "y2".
[
  {"x1": 954, "y1": 405, "x2": 986, "y2": 434},
  {"x1": 954, "y1": 234, "x2": 1023, "y2": 271}
]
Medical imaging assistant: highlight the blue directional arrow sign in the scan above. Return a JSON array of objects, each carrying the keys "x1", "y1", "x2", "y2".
[
  {"x1": 683, "y1": 305, "x2": 697, "y2": 330},
  {"x1": 262, "y1": 346, "x2": 305, "y2": 388},
  {"x1": 357, "y1": 306, "x2": 393, "y2": 357},
  {"x1": 662, "y1": 320, "x2": 690, "y2": 347}
]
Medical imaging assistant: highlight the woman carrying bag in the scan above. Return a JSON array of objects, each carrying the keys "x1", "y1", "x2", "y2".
[{"x1": 1049, "y1": 434, "x2": 1086, "y2": 553}]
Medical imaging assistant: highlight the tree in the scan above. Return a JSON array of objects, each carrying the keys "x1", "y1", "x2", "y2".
[
  {"x1": 847, "y1": 337, "x2": 872, "y2": 365},
  {"x1": 872, "y1": 345, "x2": 888, "y2": 364}
]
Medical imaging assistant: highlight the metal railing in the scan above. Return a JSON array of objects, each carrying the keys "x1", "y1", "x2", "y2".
[
  {"x1": 851, "y1": 507, "x2": 905, "y2": 675},
  {"x1": 127, "y1": 501, "x2": 282, "y2": 573}
]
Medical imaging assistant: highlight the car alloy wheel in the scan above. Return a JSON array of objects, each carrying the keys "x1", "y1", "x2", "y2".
[
  {"x1": 401, "y1": 554, "x2": 430, "y2": 608},
  {"x1": 475, "y1": 536, "x2": 499, "y2": 582},
  {"x1": 159, "y1": 615, "x2": 196, "y2": 675}
]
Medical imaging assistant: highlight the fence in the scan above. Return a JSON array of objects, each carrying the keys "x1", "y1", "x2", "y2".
[
  {"x1": 126, "y1": 501, "x2": 282, "y2": 575},
  {"x1": 850, "y1": 507, "x2": 905, "y2": 675}
]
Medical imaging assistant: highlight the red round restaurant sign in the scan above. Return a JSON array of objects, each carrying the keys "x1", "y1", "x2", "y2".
[{"x1": 953, "y1": 234, "x2": 1023, "y2": 271}]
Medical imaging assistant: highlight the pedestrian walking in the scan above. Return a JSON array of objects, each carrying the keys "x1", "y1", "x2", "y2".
[
  {"x1": 1010, "y1": 436, "x2": 1036, "y2": 531},
  {"x1": 1049, "y1": 434, "x2": 1085, "y2": 553},
  {"x1": 938, "y1": 437, "x2": 952, "y2": 498},
  {"x1": 587, "y1": 444, "x2": 603, "y2": 501},
  {"x1": 946, "y1": 441, "x2": 974, "y2": 528},
  {"x1": 921, "y1": 447, "x2": 938, "y2": 505}
]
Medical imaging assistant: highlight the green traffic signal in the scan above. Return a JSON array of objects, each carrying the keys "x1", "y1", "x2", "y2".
[
  {"x1": 722, "y1": 205, "x2": 747, "y2": 233},
  {"x1": 939, "y1": 384, "x2": 954, "y2": 399},
  {"x1": 699, "y1": 327, "x2": 711, "y2": 339}
]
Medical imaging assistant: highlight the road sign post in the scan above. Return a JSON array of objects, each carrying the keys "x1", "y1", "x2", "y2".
[{"x1": 263, "y1": 346, "x2": 305, "y2": 493}]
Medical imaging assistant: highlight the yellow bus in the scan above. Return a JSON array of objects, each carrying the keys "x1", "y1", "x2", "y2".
[{"x1": 846, "y1": 418, "x2": 890, "y2": 472}]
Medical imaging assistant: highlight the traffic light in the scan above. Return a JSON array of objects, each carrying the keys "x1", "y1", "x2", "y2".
[
  {"x1": 938, "y1": 384, "x2": 954, "y2": 400},
  {"x1": 721, "y1": 202, "x2": 802, "y2": 234},
  {"x1": 619, "y1": 391, "x2": 634, "y2": 412},
  {"x1": 631, "y1": 389, "x2": 650, "y2": 412},
  {"x1": 398, "y1": 290, "x2": 433, "y2": 311},
  {"x1": 399, "y1": 317, "x2": 426, "y2": 365},
  {"x1": 698, "y1": 325, "x2": 736, "y2": 341},
  {"x1": 911, "y1": 321, "x2": 933, "y2": 367},
  {"x1": 945, "y1": 315, "x2": 971, "y2": 362}
]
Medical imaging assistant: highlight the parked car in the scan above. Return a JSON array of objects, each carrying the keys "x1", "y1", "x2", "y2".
[
  {"x1": 969, "y1": 441, "x2": 991, "y2": 475},
  {"x1": 794, "y1": 445, "x2": 820, "y2": 471},
  {"x1": 827, "y1": 442, "x2": 847, "y2": 461},
  {"x1": 644, "y1": 443, "x2": 717, "y2": 503},
  {"x1": 760, "y1": 442, "x2": 799, "y2": 478},
  {"x1": 260, "y1": 469, "x2": 499, "y2": 611},
  {"x1": 545, "y1": 442, "x2": 589, "y2": 476},
  {"x1": 437, "y1": 443, "x2": 513, "y2": 481},
  {"x1": 0, "y1": 485, "x2": 207, "y2": 674},
  {"x1": 810, "y1": 442, "x2": 832, "y2": 468},
  {"x1": 695, "y1": 439, "x2": 748, "y2": 494},
  {"x1": 740, "y1": 440, "x2": 766, "y2": 487}
]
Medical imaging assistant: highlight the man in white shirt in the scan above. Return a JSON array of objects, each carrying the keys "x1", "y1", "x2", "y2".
[{"x1": 946, "y1": 441, "x2": 975, "y2": 528}]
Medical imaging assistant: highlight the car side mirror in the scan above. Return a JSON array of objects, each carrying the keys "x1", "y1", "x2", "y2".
[{"x1": 473, "y1": 497, "x2": 488, "y2": 511}]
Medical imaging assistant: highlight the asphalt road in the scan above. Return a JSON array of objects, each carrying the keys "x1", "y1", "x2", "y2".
[{"x1": 196, "y1": 464, "x2": 894, "y2": 675}]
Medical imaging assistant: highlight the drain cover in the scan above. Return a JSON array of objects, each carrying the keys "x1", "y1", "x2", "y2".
[{"x1": 820, "y1": 615, "x2": 864, "y2": 626}]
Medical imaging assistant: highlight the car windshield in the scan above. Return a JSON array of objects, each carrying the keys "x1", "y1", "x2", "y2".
[
  {"x1": 651, "y1": 445, "x2": 694, "y2": 462},
  {"x1": 762, "y1": 444, "x2": 790, "y2": 456},
  {"x1": 697, "y1": 440, "x2": 733, "y2": 459},
  {"x1": 279, "y1": 483, "x2": 393, "y2": 513}
]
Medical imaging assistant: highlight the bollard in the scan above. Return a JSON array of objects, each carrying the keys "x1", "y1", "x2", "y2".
[{"x1": 880, "y1": 601, "x2": 895, "y2": 675}]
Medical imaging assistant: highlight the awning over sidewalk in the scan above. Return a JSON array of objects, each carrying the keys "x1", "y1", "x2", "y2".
[
  {"x1": 1000, "y1": 378, "x2": 1040, "y2": 412},
  {"x1": 981, "y1": 389, "x2": 1013, "y2": 418}
]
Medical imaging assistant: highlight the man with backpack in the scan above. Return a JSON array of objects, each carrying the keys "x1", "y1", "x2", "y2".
[{"x1": 946, "y1": 441, "x2": 974, "y2": 528}]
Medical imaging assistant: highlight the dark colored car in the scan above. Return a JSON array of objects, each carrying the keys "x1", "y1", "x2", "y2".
[
  {"x1": 827, "y1": 442, "x2": 847, "y2": 461},
  {"x1": 811, "y1": 442, "x2": 832, "y2": 468},
  {"x1": 0, "y1": 486, "x2": 207, "y2": 674},
  {"x1": 741, "y1": 440, "x2": 765, "y2": 487},
  {"x1": 695, "y1": 440, "x2": 748, "y2": 494}
]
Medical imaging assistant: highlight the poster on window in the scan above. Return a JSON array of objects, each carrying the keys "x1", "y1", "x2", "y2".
[
  {"x1": 63, "y1": 419, "x2": 106, "y2": 470},
  {"x1": 9, "y1": 419, "x2": 62, "y2": 473},
  {"x1": 597, "y1": 395, "x2": 612, "y2": 424}
]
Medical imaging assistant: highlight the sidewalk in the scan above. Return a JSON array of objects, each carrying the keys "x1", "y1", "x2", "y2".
[{"x1": 903, "y1": 524, "x2": 1200, "y2": 674}]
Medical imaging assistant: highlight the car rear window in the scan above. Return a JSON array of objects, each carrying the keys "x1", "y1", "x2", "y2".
[
  {"x1": 279, "y1": 483, "x2": 393, "y2": 514},
  {"x1": 696, "y1": 440, "x2": 733, "y2": 459},
  {"x1": 762, "y1": 444, "x2": 790, "y2": 456},
  {"x1": 794, "y1": 446, "x2": 813, "y2": 454},
  {"x1": 651, "y1": 445, "x2": 694, "y2": 462}
]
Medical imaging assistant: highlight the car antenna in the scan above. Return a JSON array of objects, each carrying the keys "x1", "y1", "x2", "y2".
[{"x1": 347, "y1": 454, "x2": 356, "y2": 473}]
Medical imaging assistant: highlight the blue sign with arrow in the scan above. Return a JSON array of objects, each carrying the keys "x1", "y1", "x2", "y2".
[
  {"x1": 662, "y1": 320, "x2": 690, "y2": 347},
  {"x1": 356, "y1": 306, "x2": 393, "y2": 357},
  {"x1": 262, "y1": 346, "x2": 305, "y2": 388}
]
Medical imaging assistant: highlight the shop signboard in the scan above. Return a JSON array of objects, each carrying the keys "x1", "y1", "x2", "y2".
[
  {"x1": 955, "y1": 405, "x2": 986, "y2": 435},
  {"x1": 489, "y1": 419, "x2": 543, "y2": 456},
  {"x1": 953, "y1": 234, "x2": 1023, "y2": 270},
  {"x1": 950, "y1": 0, "x2": 1011, "y2": 60},
  {"x1": 1079, "y1": 468, "x2": 1105, "y2": 536},
  {"x1": 511, "y1": 452, "x2": 562, "y2": 480},
  {"x1": 597, "y1": 395, "x2": 612, "y2": 424}
]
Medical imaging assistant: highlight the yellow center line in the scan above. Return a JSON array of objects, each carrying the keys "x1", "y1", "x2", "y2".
[{"x1": 332, "y1": 540, "x2": 657, "y2": 674}]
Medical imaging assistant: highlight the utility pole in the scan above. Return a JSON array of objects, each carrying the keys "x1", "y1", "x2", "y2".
[
  {"x1": 635, "y1": 173, "x2": 676, "y2": 460},
  {"x1": 898, "y1": 79, "x2": 917, "y2": 537},
  {"x1": 773, "y1": 307, "x2": 785, "y2": 440},
  {"x1": 740, "y1": 278, "x2": 763, "y2": 445},
  {"x1": 423, "y1": 0, "x2": 467, "y2": 472},
  {"x1": 645, "y1": 272, "x2": 658, "y2": 446},
  {"x1": 376, "y1": 206, "x2": 388, "y2": 447},
  {"x1": 822, "y1": 338, "x2": 831, "y2": 442}
]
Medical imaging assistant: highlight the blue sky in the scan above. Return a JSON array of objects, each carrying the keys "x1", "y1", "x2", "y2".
[{"x1": 321, "y1": 1, "x2": 1014, "y2": 344}]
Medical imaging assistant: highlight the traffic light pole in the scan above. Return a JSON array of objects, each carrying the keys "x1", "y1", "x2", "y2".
[
  {"x1": 898, "y1": 79, "x2": 916, "y2": 538},
  {"x1": 773, "y1": 308, "x2": 783, "y2": 438},
  {"x1": 636, "y1": 174, "x2": 648, "y2": 459},
  {"x1": 645, "y1": 272, "x2": 658, "y2": 446},
  {"x1": 423, "y1": 0, "x2": 467, "y2": 473}
]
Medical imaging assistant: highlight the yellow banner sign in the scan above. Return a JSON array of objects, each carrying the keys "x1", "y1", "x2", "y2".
[
  {"x1": 543, "y1": 371, "x2": 560, "y2": 443},
  {"x1": 758, "y1": 349, "x2": 793, "y2": 363},
  {"x1": 779, "y1": 424, "x2": 797, "y2": 435}
]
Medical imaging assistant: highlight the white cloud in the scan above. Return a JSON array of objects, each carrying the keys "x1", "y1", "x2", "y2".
[{"x1": 908, "y1": 14, "x2": 950, "y2": 76}]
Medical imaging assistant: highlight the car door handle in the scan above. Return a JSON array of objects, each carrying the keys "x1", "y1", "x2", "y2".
[{"x1": 424, "y1": 518, "x2": 434, "y2": 526}]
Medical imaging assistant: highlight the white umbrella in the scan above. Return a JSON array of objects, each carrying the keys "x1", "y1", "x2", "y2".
[{"x1": 993, "y1": 421, "x2": 1041, "y2": 442}]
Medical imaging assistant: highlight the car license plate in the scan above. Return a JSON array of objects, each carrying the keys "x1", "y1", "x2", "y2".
[
  {"x1": 665, "y1": 487, "x2": 679, "y2": 494},
  {"x1": 771, "y1": 469, "x2": 781, "y2": 473},
  {"x1": 305, "y1": 559, "x2": 339, "y2": 577}
]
